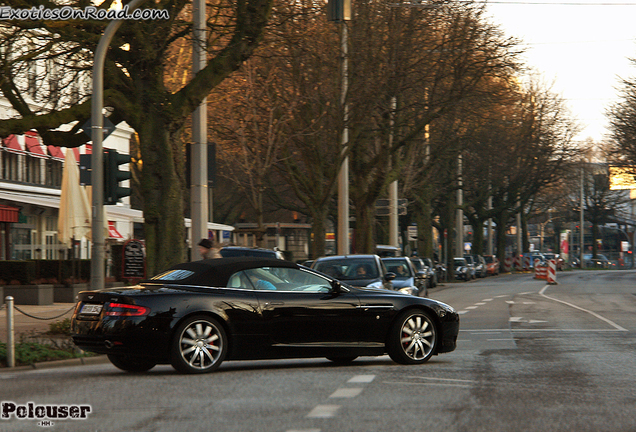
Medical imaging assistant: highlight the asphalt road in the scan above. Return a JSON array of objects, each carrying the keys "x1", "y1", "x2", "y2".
[{"x1": 1, "y1": 270, "x2": 635, "y2": 432}]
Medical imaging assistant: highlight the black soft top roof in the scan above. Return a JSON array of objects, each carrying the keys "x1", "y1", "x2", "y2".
[{"x1": 145, "y1": 257, "x2": 299, "y2": 287}]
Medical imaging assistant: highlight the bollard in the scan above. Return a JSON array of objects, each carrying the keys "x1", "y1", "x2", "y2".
[
  {"x1": 6, "y1": 296, "x2": 15, "y2": 368},
  {"x1": 547, "y1": 260, "x2": 558, "y2": 285}
]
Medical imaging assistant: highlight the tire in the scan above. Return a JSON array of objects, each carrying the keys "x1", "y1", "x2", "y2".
[
  {"x1": 170, "y1": 315, "x2": 228, "y2": 374},
  {"x1": 387, "y1": 310, "x2": 438, "y2": 364},
  {"x1": 107, "y1": 354, "x2": 156, "y2": 373},
  {"x1": 326, "y1": 356, "x2": 358, "y2": 365}
]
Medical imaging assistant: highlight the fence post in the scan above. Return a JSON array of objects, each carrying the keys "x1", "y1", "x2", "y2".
[{"x1": 6, "y1": 296, "x2": 15, "y2": 368}]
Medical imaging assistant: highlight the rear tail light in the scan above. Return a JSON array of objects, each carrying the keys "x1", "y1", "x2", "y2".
[{"x1": 104, "y1": 302, "x2": 150, "y2": 317}]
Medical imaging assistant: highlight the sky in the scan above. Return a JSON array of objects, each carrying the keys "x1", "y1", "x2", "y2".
[{"x1": 483, "y1": 0, "x2": 636, "y2": 143}]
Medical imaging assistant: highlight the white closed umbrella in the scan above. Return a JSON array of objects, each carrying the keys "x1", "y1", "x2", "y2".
[{"x1": 58, "y1": 150, "x2": 92, "y2": 248}]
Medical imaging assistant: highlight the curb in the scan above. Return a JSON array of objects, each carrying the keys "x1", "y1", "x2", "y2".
[{"x1": 0, "y1": 355, "x2": 109, "y2": 373}]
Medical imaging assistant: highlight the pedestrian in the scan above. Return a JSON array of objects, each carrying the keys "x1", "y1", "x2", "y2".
[{"x1": 198, "y1": 238, "x2": 221, "y2": 259}]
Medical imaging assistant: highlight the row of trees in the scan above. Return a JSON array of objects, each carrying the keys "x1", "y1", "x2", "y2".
[
  {"x1": 0, "y1": 0, "x2": 580, "y2": 273},
  {"x1": 206, "y1": 0, "x2": 579, "y2": 263}
]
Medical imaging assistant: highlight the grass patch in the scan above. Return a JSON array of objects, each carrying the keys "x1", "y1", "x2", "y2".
[{"x1": 1, "y1": 319, "x2": 95, "y2": 368}]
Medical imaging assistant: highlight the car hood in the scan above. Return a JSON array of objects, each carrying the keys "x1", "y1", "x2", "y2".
[
  {"x1": 338, "y1": 276, "x2": 383, "y2": 288},
  {"x1": 389, "y1": 277, "x2": 415, "y2": 289}
]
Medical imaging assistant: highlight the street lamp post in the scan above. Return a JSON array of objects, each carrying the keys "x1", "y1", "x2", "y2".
[
  {"x1": 91, "y1": 0, "x2": 148, "y2": 291},
  {"x1": 328, "y1": 0, "x2": 351, "y2": 255}
]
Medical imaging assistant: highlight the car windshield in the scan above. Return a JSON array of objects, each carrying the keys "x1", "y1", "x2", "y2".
[
  {"x1": 382, "y1": 258, "x2": 413, "y2": 279},
  {"x1": 313, "y1": 258, "x2": 379, "y2": 280},
  {"x1": 454, "y1": 259, "x2": 466, "y2": 266},
  {"x1": 411, "y1": 259, "x2": 424, "y2": 271},
  {"x1": 463, "y1": 256, "x2": 474, "y2": 264},
  {"x1": 483, "y1": 256, "x2": 494, "y2": 263}
]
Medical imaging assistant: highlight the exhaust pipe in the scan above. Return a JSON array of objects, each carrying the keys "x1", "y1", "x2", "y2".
[{"x1": 104, "y1": 340, "x2": 114, "y2": 349}]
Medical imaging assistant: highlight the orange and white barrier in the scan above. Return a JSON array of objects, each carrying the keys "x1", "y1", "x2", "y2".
[
  {"x1": 534, "y1": 259, "x2": 547, "y2": 280},
  {"x1": 547, "y1": 259, "x2": 557, "y2": 284},
  {"x1": 503, "y1": 257, "x2": 512, "y2": 272},
  {"x1": 523, "y1": 256, "x2": 531, "y2": 271}
]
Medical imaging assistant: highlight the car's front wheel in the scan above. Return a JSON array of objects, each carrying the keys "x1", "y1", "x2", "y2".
[
  {"x1": 107, "y1": 354, "x2": 156, "y2": 373},
  {"x1": 170, "y1": 315, "x2": 227, "y2": 374},
  {"x1": 387, "y1": 310, "x2": 438, "y2": 364}
]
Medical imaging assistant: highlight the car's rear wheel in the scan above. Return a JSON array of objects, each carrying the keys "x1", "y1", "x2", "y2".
[
  {"x1": 170, "y1": 315, "x2": 227, "y2": 374},
  {"x1": 387, "y1": 310, "x2": 437, "y2": 364},
  {"x1": 107, "y1": 354, "x2": 156, "y2": 373}
]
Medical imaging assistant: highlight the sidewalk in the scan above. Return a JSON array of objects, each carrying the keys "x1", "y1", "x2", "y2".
[{"x1": 0, "y1": 302, "x2": 76, "y2": 344}]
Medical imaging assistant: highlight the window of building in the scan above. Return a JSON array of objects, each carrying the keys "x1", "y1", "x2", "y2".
[
  {"x1": 1, "y1": 152, "x2": 21, "y2": 181},
  {"x1": 45, "y1": 158, "x2": 63, "y2": 187}
]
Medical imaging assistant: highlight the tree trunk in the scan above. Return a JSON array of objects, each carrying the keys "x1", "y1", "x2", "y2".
[
  {"x1": 310, "y1": 211, "x2": 327, "y2": 259},
  {"x1": 353, "y1": 202, "x2": 376, "y2": 254},
  {"x1": 137, "y1": 114, "x2": 187, "y2": 276}
]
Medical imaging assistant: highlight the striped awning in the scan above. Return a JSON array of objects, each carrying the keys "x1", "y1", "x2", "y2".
[
  {"x1": 0, "y1": 204, "x2": 19, "y2": 223},
  {"x1": 2, "y1": 135, "x2": 24, "y2": 154},
  {"x1": 25, "y1": 131, "x2": 47, "y2": 158}
]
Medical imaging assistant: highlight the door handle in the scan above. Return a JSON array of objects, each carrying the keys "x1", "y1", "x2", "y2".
[{"x1": 264, "y1": 301, "x2": 284, "y2": 306}]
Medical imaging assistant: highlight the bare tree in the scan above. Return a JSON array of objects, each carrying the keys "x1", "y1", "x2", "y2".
[{"x1": 0, "y1": 0, "x2": 273, "y2": 274}]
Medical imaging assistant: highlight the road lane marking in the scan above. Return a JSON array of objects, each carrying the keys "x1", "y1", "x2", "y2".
[
  {"x1": 286, "y1": 430, "x2": 321, "y2": 432},
  {"x1": 458, "y1": 310, "x2": 469, "y2": 315},
  {"x1": 384, "y1": 380, "x2": 472, "y2": 388},
  {"x1": 348, "y1": 374, "x2": 375, "y2": 383},
  {"x1": 307, "y1": 405, "x2": 340, "y2": 418},
  {"x1": 406, "y1": 376, "x2": 477, "y2": 384},
  {"x1": 475, "y1": 302, "x2": 486, "y2": 305},
  {"x1": 465, "y1": 306, "x2": 478, "y2": 310},
  {"x1": 539, "y1": 285, "x2": 628, "y2": 331},
  {"x1": 329, "y1": 388, "x2": 363, "y2": 398}
]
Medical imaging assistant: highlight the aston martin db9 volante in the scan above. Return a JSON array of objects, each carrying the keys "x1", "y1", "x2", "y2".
[{"x1": 71, "y1": 257, "x2": 459, "y2": 374}]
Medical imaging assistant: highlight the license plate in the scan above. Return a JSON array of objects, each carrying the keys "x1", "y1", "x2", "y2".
[{"x1": 80, "y1": 304, "x2": 103, "y2": 315}]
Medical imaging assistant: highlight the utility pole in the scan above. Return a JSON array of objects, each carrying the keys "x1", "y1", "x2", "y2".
[
  {"x1": 191, "y1": 0, "x2": 208, "y2": 259},
  {"x1": 328, "y1": 0, "x2": 351, "y2": 255},
  {"x1": 389, "y1": 97, "x2": 398, "y2": 248},
  {"x1": 91, "y1": 0, "x2": 147, "y2": 291},
  {"x1": 456, "y1": 154, "x2": 463, "y2": 257},
  {"x1": 580, "y1": 165, "x2": 585, "y2": 267}
]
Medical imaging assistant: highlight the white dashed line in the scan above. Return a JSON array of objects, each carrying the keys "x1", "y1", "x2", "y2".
[
  {"x1": 330, "y1": 388, "x2": 363, "y2": 398},
  {"x1": 307, "y1": 405, "x2": 340, "y2": 418},
  {"x1": 348, "y1": 374, "x2": 375, "y2": 383}
]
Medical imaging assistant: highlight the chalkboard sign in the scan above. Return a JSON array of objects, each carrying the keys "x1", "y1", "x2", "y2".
[{"x1": 122, "y1": 239, "x2": 145, "y2": 280}]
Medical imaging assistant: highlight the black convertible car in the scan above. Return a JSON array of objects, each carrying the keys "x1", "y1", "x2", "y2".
[{"x1": 71, "y1": 257, "x2": 459, "y2": 374}]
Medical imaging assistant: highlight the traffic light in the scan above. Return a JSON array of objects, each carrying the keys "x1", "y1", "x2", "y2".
[{"x1": 104, "y1": 149, "x2": 131, "y2": 205}]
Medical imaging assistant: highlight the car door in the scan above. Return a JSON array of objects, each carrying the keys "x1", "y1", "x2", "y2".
[{"x1": 245, "y1": 267, "x2": 363, "y2": 346}]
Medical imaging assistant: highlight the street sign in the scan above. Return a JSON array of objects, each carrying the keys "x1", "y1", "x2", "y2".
[
  {"x1": 376, "y1": 198, "x2": 408, "y2": 216},
  {"x1": 407, "y1": 225, "x2": 417, "y2": 241},
  {"x1": 376, "y1": 206, "x2": 407, "y2": 216},
  {"x1": 81, "y1": 117, "x2": 116, "y2": 140}
]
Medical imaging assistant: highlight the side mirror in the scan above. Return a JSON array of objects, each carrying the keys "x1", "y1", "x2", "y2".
[
  {"x1": 384, "y1": 272, "x2": 396, "y2": 282},
  {"x1": 331, "y1": 280, "x2": 349, "y2": 293}
]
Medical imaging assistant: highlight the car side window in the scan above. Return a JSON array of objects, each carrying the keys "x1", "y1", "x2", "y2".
[
  {"x1": 227, "y1": 271, "x2": 256, "y2": 290},
  {"x1": 245, "y1": 267, "x2": 332, "y2": 292}
]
